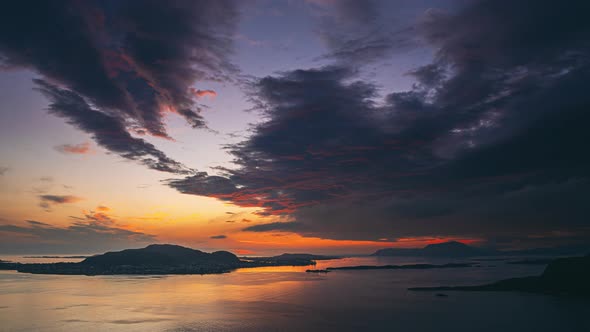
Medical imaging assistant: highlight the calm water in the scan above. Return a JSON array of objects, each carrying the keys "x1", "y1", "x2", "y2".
[{"x1": 1, "y1": 256, "x2": 589, "y2": 331}]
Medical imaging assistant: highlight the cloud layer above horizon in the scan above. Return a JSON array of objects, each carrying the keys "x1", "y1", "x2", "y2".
[
  {"x1": 169, "y1": 0, "x2": 590, "y2": 246},
  {"x1": 1, "y1": 0, "x2": 590, "y2": 251}
]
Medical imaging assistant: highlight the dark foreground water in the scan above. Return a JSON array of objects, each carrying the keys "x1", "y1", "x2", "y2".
[{"x1": 1, "y1": 256, "x2": 589, "y2": 331}]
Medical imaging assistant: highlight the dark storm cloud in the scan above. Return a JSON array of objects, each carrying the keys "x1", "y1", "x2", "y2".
[
  {"x1": 0, "y1": 218, "x2": 155, "y2": 254},
  {"x1": 36, "y1": 80, "x2": 192, "y2": 174},
  {"x1": 0, "y1": 0, "x2": 237, "y2": 170},
  {"x1": 169, "y1": 0, "x2": 590, "y2": 246}
]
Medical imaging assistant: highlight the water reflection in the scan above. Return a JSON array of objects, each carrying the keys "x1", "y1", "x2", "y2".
[{"x1": 1, "y1": 257, "x2": 589, "y2": 331}]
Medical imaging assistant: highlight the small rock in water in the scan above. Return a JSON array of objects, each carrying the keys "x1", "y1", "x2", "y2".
[{"x1": 435, "y1": 293, "x2": 448, "y2": 297}]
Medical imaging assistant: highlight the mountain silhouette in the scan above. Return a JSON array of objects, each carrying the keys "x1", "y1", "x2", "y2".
[{"x1": 81, "y1": 244, "x2": 240, "y2": 267}]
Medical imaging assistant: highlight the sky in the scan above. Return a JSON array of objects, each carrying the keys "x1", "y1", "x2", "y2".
[{"x1": 0, "y1": 0, "x2": 589, "y2": 255}]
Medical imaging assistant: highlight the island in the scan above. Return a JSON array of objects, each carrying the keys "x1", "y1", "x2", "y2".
[
  {"x1": 409, "y1": 254, "x2": 590, "y2": 296},
  {"x1": 5, "y1": 244, "x2": 334, "y2": 276}
]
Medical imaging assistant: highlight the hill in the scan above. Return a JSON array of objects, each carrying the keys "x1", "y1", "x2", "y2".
[
  {"x1": 81, "y1": 244, "x2": 240, "y2": 267},
  {"x1": 17, "y1": 244, "x2": 242, "y2": 275}
]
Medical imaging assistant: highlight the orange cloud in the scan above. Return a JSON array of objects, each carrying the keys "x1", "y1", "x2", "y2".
[
  {"x1": 190, "y1": 88, "x2": 217, "y2": 99},
  {"x1": 55, "y1": 142, "x2": 92, "y2": 155},
  {"x1": 86, "y1": 211, "x2": 113, "y2": 223}
]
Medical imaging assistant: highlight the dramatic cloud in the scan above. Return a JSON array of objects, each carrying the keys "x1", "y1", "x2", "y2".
[
  {"x1": 170, "y1": 0, "x2": 590, "y2": 247},
  {"x1": 55, "y1": 142, "x2": 92, "y2": 155},
  {"x1": 210, "y1": 235, "x2": 228, "y2": 239},
  {"x1": 0, "y1": 218, "x2": 155, "y2": 254},
  {"x1": 36, "y1": 80, "x2": 192, "y2": 174},
  {"x1": 0, "y1": 0, "x2": 237, "y2": 171},
  {"x1": 38, "y1": 195, "x2": 83, "y2": 210}
]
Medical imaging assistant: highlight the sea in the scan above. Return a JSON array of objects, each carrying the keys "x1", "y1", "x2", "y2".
[{"x1": 0, "y1": 255, "x2": 589, "y2": 331}]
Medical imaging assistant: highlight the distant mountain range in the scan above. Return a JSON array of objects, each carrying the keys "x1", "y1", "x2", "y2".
[{"x1": 372, "y1": 241, "x2": 590, "y2": 258}]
